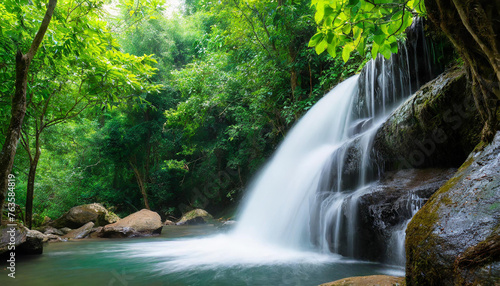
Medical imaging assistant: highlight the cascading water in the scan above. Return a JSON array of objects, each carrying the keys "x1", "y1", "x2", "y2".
[
  {"x1": 118, "y1": 19, "x2": 444, "y2": 278},
  {"x1": 234, "y1": 17, "x2": 443, "y2": 264}
]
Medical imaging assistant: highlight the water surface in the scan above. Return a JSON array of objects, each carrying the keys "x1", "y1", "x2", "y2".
[{"x1": 1, "y1": 226, "x2": 403, "y2": 286}]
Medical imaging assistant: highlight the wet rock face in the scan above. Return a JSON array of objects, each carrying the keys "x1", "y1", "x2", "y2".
[
  {"x1": 354, "y1": 168, "x2": 455, "y2": 261},
  {"x1": 406, "y1": 132, "x2": 500, "y2": 285},
  {"x1": 373, "y1": 67, "x2": 483, "y2": 171}
]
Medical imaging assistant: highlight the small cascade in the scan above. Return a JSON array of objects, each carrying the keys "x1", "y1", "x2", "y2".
[
  {"x1": 386, "y1": 194, "x2": 426, "y2": 265},
  {"x1": 234, "y1": 18, "x2": 444, "y2": 265}
]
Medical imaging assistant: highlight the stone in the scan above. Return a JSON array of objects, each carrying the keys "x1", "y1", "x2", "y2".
[
  {"x1": 373, "y1": 66, "x2": 483, "y2": 171},
  {"x1": 36, "y1": 226, "x2": 64, "y2": 236},
  {"x1": 319, "y1": 275, "x2": 405, "y2": 286},
  {"x1": 406, "y1": 132, "x2": 500, "y2": 285},
  {"x1": 0, "y1": 224, "x2": 27, "y2": 256},
  {"x1": 63, "y1": 222, "x2": 94, "y2": 239},
  {"x1": 50, "y1": 203, "x2": 119, "y2": 229},
  {"x1": 101, "y1": 209, "x2": 162, "y2": 238},
  {"x1": 176, "y1": 209, "x2": 214, "y2": 226},
  {"x1": 163, "y1": 220, "x2": 175, "y2": 226},
  {"x1": 355, "y1": 168, "x2": 456, "y2": 261},
  {"x1": 59, "y1": 227, "x2": 72, "y2": 234},
  {"x1": 88, "y1": 227, "x2": 103, "y2": 239}
]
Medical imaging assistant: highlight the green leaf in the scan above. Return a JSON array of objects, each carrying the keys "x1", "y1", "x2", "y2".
[
  {"x1": 371, "y1": 42, "x2": 379, "y2": 59},
  {"x1": 342, "y1": 43, "x2": 354, "y2": 62},
  {"x1": 315, "y1": 39, "x2": 328, "y2": 54},
  {"x1": 308, "y1": 33, "x2": 323, "y2": 47},
  {"x1": 327, "y1": 44, "x2": 337, "y2": 58}
]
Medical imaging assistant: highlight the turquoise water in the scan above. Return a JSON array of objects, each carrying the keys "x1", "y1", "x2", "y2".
[{"x1": 1, "y1": 226, "x2": 403, "y2": 286}]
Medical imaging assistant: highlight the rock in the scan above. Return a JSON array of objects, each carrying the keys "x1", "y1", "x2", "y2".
[
  {"x1": 63, "y1": 222, "x2": 94, "y2": 239},
  {"x1": 101, "y1": 209, "x2": 162, "y2": 238},
  {"x1": 50, "y1": 203, "x2": 120, "y2": 229},
  {"x1": 319, "y1": 275, "x2": 405, "y2": 286},
  {"x1": 218, "y1": 220, "x2": 236, "y2": 230},
  {"x1": 310, "y1": 168, "x2": 455, "y2": 261},
  {"x1": 59, "y1": 227, "x2": 72, "y2": 234},
  {"x1": 17, "y1": 229, "x2": 44, "y2": 255},
  {"x1": 88, "y1": 227, "x2": 103, "y2": 239},
  {"x1": 354, "y1": 168, "x2": 456, "y2": 261},
  {"x1": 163, "y1": 220, "x2": 175, "y2": 226},
  {"x1": 406, "y1": 132, "x2": 500, "y2": 285},
  {"x1": 373, "y1": 66, "x2": 483, "y2": 171},
  {"x1": 176, "y1": 209, "x2": 214, "y2": 226},
  {"x1": 45, "y1": 234, "x2": 64, "y2": 242},
  {"x1": 0, "y1": 225, "x2": 45, "y2": 256},
  {"x1": 0, "y1": 224, "x2": 28, "y2": 256},
  {"x1": 35, "y1": 226, "x2": 64, "y2": 236}
]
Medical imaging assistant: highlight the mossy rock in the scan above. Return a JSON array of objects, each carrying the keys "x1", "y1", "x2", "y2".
[
  {"x1": 373, "y1": 66, "x2": 482, "y2": 171},
  {"x1": 405, "y1": 132, "x2": 500, "y2": 285},
  {"x1": 176, "y1": 209, "x2": 215, "y2": 225}
]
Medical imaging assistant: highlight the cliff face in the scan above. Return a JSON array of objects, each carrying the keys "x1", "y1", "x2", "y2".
[{"x1": 405, "y1": 132, "x2": 500, "y2": 285}]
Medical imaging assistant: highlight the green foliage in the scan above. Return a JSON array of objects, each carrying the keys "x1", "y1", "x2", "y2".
[
  {"x1": 2, "y1": 0, "x2": 369, "y2": 220},
  {"x1": 309, "y1": 0, "x2": 426, "y2": 61}
]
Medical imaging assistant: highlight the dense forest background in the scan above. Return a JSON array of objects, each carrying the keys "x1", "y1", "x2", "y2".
[{"x1": 0, "y1": 0, "x2": 368, "y2": 224}]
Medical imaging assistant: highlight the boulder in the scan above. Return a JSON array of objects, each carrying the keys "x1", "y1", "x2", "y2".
[
  {"x1": 50, "y1": 203, "x2": 119, "y2": 229},
  {"x1": 59, "y1": 227, "x2": 72, "y2": 234},
  {"x1": 0, "y1": 224, "x2": 28, "y2": 256},
  {"x1": 320, "y1": 275, "x2": 405, "y2": 286},
  {"x1": 101, "y1": 209, "x2": 162, "y2": 238},
  {"x1": 373, "y1": 66, "x2": 483, "y2": 171},
  {"x1": 163, "y1": 220, "x2": 175, "y2": 226},
  {"x1": 218, "y1": 220, "x2": 236, "y2": 230},
  {"x1": 0, "y1": 225, "x2": 45, "y2": 256},
  {"x1": 406, "y1": 132, "x2": 500, "y2": 285},
  {"x1": 35, "y1": 226, "x2": 64, "y2": 236},
  {"x1": 176, "y1": 209, "x2": 214, "y2": 226},
  {"x1": 17, "y1": 229, "x2": 44, "y2": 255},
  {"x1": 63, "y1": 222, "x2": 94, "y2": 239},
  {"x1": 354, "y1": 168, "x2": 456, "y2": 261},
  {"x1": 88, "y1": 227, "x2": 103, "y2": 239}
]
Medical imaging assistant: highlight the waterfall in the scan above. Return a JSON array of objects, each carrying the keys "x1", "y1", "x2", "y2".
[
  {"x1": 122, "y1": 19, "x2": 444, "y2": 274},
  {"x1": 233, "y1": 18, "x2": 442, "y2": 264}
]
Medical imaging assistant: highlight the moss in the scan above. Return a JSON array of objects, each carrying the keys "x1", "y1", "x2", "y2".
[{"x1": 406, "y1": 161, "x2": 470, "y2": 285}]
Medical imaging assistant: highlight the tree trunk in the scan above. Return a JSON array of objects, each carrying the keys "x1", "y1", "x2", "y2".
[
  {"x1": 130, "y1": 162, "x2": 150, "y2": 210},
  {"x1": 424, "y1": 0, "x2": 500, "y2": 141},
  {"x1": 25, "y1": 133, "x2": 41, "y2": 229},
  {"x1": 0, "y1": 0, "x2": 57, "y2": 224}
]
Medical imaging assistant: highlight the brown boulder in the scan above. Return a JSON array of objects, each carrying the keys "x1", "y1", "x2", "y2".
[
  {"x1": 101, "y1": 209, "x2": 162, "y2": 238},
  {"x1": 63, "y1": 222, "x2": 94, "y2": 239},
  {"x1": 50, "y1": 203, "x2": 119, "y2": 229}
]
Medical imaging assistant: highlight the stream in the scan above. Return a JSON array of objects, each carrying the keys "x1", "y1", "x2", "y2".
[{"x1": 1, "y1": 225, "x2": 403, "y2": 285}]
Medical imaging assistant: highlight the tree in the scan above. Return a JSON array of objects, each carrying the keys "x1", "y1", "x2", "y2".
[
  {"x1": 309, "y1": 0, "x2": 499, "y2": 140},
  {"x1": 1, "y1": 0, "x2": 160, "y2": 227},
  {"x1": 0, "y1": 0, "x2": 57, "y2": 224},
  {"x1": 423, "y1": 0, "x2": 499, "y2": 141},
  {"x1": 308, "y1": 0, "x2": 424, "y2": 61}
]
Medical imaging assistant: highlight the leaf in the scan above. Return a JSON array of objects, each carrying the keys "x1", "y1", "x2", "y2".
[
  {"x1": 314, "y1": 4, "x2": 325, "y2": 23},
  {"x1": 342, "y1": 24, "x2": 351, "y2": 34},
  {"x1": 327, "y1": 44, "x2": 337, "y2": 58},
  {"x1": 315, "y1": 39, "x2": 328, "y2": 54},
  {"x1": 308, "y1": 33, "x2": 323, "y2": 47},
  {"x1": 342, "y1": 42, "x2": 354, "y2": 62},
  {"x1": 371, "y1": 42, "x2": 379, "y2": 59}
]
